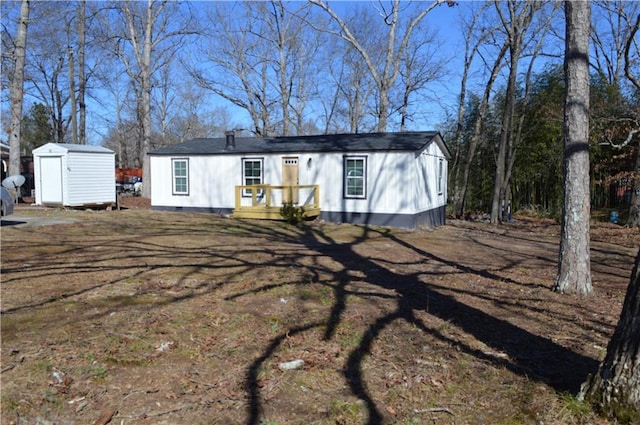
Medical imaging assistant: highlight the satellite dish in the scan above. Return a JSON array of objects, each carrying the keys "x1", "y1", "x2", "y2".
[
  {"x1": 2, "y1": 174, "x2": 26, "y2": 190},
  {"x1": 2, "y1": 175, "x2": 25, "y2": 203}
]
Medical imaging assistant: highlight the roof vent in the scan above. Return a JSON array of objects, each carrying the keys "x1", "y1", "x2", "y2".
[{"x1": 225, "y1": 131, "x2": 235, "y2": 151}]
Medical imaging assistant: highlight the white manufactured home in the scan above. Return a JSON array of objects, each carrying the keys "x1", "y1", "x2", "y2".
[
  {"x1": 32, "y1": 143, "x2": 116, "y2": 207},
  {"x1": 149, "y1": 131, "x2": 450, "y2": 228}
]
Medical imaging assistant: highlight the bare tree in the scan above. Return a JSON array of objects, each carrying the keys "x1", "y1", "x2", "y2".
[
  {"x1": 311, "y1": 40, "x2": 375, "y2": 134},
  {"x1": 554, "y1": 0, "x2": 592, "y2": 295},
  {"x1": 97, "y1": 0, "x2": 196, "y2": 196},
  {"x1": 257, "y1": 1, "x2": 321, "y2": 136},
  {"x1": 449, "y1": 2, "x2": 501, "y2": 218},
  {"x1": 310, "y1": 0, "x2": 451, "y2": 132},
  {"x1": 22, "y1": 2, "x2": 83, "y2": 144},
  {"x1": 190, "y1": 1, "x2": 320, "y2": 137},
  {"x1": 320, "y1": 10, "x2": 379, "y2": 134},
  {"x1": 328, "y1": 8, "x2": 380, "y2": 133},
  {"x1": 338, "y1": 43, "x2": 377, "y2": 133},
  {"x1": 8, "y1": 1, "x2": 92, "y2": 147},
  {"x1": 7, "y1": 0, "x2": 29, "y2": 177},
  {"x1": 67, "y1": 44, "x2": 77, "y2": 144},
  {"x1": 77, "y1": 0, "x2": 86, "y2": 144},
  {"x1": 489, "y1": 0, "x2": 547, "y2": 224},
  {"x1": 590, "y1": 1, "x2": 639, "y2": 87},
  {"x1": 154, "y1": 58, "x2": 176, "y2": 148},
  {"x1": 66, "y1": 0, "x2": 88, "y2": 144},
  {"x1": 395, "y1": 26, "x2": 447, "y2": 131},
  {"x1": 495, "y1": 1, "x2": 560, "y2": 223},
  {"x1": 265, "y1": 1, "x2": 294, "y2": 136},
  {"x1": 169, "y1": 82, "x2": 212, "y2": 142},
  {"x1": 189, "y1": 2, "x2": 275, "y2": 136},
  {"x1": 91, "y1": 48, "x2": 137, "y2": 168}
]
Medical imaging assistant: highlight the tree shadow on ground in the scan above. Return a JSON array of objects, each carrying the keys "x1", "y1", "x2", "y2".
[{"x1": 242, "y1": 223, "x2": 600, "y2": 425}]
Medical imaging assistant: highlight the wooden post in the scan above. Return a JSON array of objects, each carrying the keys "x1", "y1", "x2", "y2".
[
  {"x1": 235, "y1": 186, "x2": 242, "y2": 210},
  {"x1": 265, "y1": 185, "x2": 272, "y2": 207}
]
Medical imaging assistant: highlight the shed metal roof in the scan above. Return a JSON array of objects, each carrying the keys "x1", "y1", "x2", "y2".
[
  {"x1": 33, "y1": 143, "x2": 114, "y2": 154},
  {"x1": 149, "y1": 131, "x2": 450, "y2": 159}
]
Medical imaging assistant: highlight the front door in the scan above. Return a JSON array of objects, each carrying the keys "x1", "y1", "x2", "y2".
[
  {"x1": 39, "y1": 156, "x2": 63, "y2": 204},
  {"x1": 282, "y1": 157, "x2": 299, "y2": 203}
]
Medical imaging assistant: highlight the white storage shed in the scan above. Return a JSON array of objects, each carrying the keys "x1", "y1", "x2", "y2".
[{"x1": 33, "y1": 143, "x2": 116, "y2": 207}]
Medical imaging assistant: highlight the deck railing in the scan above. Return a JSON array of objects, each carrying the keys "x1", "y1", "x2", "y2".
[{"x1": 233, "y1": 184, "x2": 320, "y2": 220}]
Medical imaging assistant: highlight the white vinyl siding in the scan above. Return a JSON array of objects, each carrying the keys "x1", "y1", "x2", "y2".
[
  {"x1": 33, "y1": 143, "x2": 115, "y2": 207},
  {"x1": 149, "y1": 137, "x2": 449, "y2": 222}
]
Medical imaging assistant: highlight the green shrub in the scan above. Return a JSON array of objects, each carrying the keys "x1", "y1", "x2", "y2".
[{"x1": 280, "y1": 201, "x2": 305, "y2": 225}]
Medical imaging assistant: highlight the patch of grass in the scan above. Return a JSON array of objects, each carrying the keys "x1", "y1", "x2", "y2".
[
  {"x1": 318, "y1": 286, "x2": 334, "y2": 306},
  {"x1": 41, "y1": 388, "x2": 64, "y2": 409},
  {"x1": 90, "y1": 365, "x2": 109, "y2": 381},
  {"x1": 296, "y1": 283, "x2": 334, "y2": 306},
  {"x1": 119, "y1": 276, "x2": 145, "y2": 286},
  {"x1": 612, "y1": 406, "x2": 640, "y2": 425},
  {"x1": 90, "y1": 294, "x2": 163, "y2": 310},
  {"x1": 1, "y1": 397, "x2": 23, "y2": 416},
  {"x1": 557, "y1": 392, "x2": 593, "y2": 422},
  {"x1": 269, "y1": 318, "x2": 280, "y2": 334},
  {"x1": 329, "y1": 399, "x2": 366, "y2": 423},
  {"x1": 395, "y1": 419, "x2": 421, "y2": 425},
  {"x1": 0, "y1": 308, "x2": 58, "y2": 342},
  {"x1": 297, "y1": 286, "x2": 317, "y2": 301},
  {"x1": 437, "y1": 319, "x2": 453, "y2": 333},
  {"x1": 32, "y1": 360, "x2": 54, "y2": 374},
  {"x1": 104, "y1": 357, "x2": 150, "y2": 367},
  {"x1": 101, "y1": 333, "x2": 154, "y2": 366},
  {"x1": 334, "y1": 322, "x2": 362, "y2": 349}
]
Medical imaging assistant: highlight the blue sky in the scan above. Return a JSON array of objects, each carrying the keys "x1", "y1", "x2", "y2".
[{"x1": 2, "y1": 0, "x2": 567, "y2": 145}]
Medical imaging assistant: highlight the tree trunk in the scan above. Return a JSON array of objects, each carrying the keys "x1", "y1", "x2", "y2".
[
  {"x1": 377, "y1": 86, "x2": 389, "y2": 133},
  {"x1": 579, "y1": 247, "x2": 640, "y2": 420},
  {"x1": 8, "y1": 0, "x2": 30, "y2": 177},
  {"x1": 68, "y1": 47, "x2": 78, "y2": 144},
  {"x1": 490, "y1": 45, "x2": 517, "y2": 224},
  {"x1": 554, "y1": 1, "x2": 592, "y2": 295},
  {"x1": 140, "y1": 0, "x2": 153, "y2": 198},
  {"x1": 450, "y1": 2, "x2": 494, "y2": 218},
  {"x1": 454, "y1": 38, "x2": 509, "y2": 219},
  {"x1": 490, "y1": 89, "x2": 512, "y2": 224},
  {"x1": 78, "y1": 0, "x2": 86, "y2": 145}
]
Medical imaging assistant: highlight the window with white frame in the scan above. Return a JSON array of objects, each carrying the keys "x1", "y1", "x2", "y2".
[
  {"x1": 242, "y1": 158, "x2": 263, "y2": 197},
  {"x1": 344, "y1": 156, "x2": 367, "y2": 198},
  {"x1": 437, "y1": 158, "x2": 444, "y2": 194},
  {"x1": 172, "y1": 158, "x2": 189, "y2": 195}
]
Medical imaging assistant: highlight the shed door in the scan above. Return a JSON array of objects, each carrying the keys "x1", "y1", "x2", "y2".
[
  {"x1": 282, "y1": 157, "x2": 299, "y2": 203},
  {"x1": 39, "y1": 156, "x2": 63, "y2": 204}
]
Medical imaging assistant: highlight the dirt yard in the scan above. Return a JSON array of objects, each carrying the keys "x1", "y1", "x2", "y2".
[{"x1": 1, "y1": 200, "x2": 638, "y2": 425}]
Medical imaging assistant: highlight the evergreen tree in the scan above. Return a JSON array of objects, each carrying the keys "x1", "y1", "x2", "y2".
[{"x1": 21, "y1": 102, "x2": 53, "y2": 154}]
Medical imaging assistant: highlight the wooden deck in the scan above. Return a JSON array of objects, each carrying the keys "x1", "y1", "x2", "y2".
[{"x1": 232, "y1": 184, "x2": 320, "y2": 220}]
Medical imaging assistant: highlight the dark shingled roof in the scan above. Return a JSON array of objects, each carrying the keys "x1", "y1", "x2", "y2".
[{"x1": 149, "y1": 131, "x2": 450, "y2": 158}]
